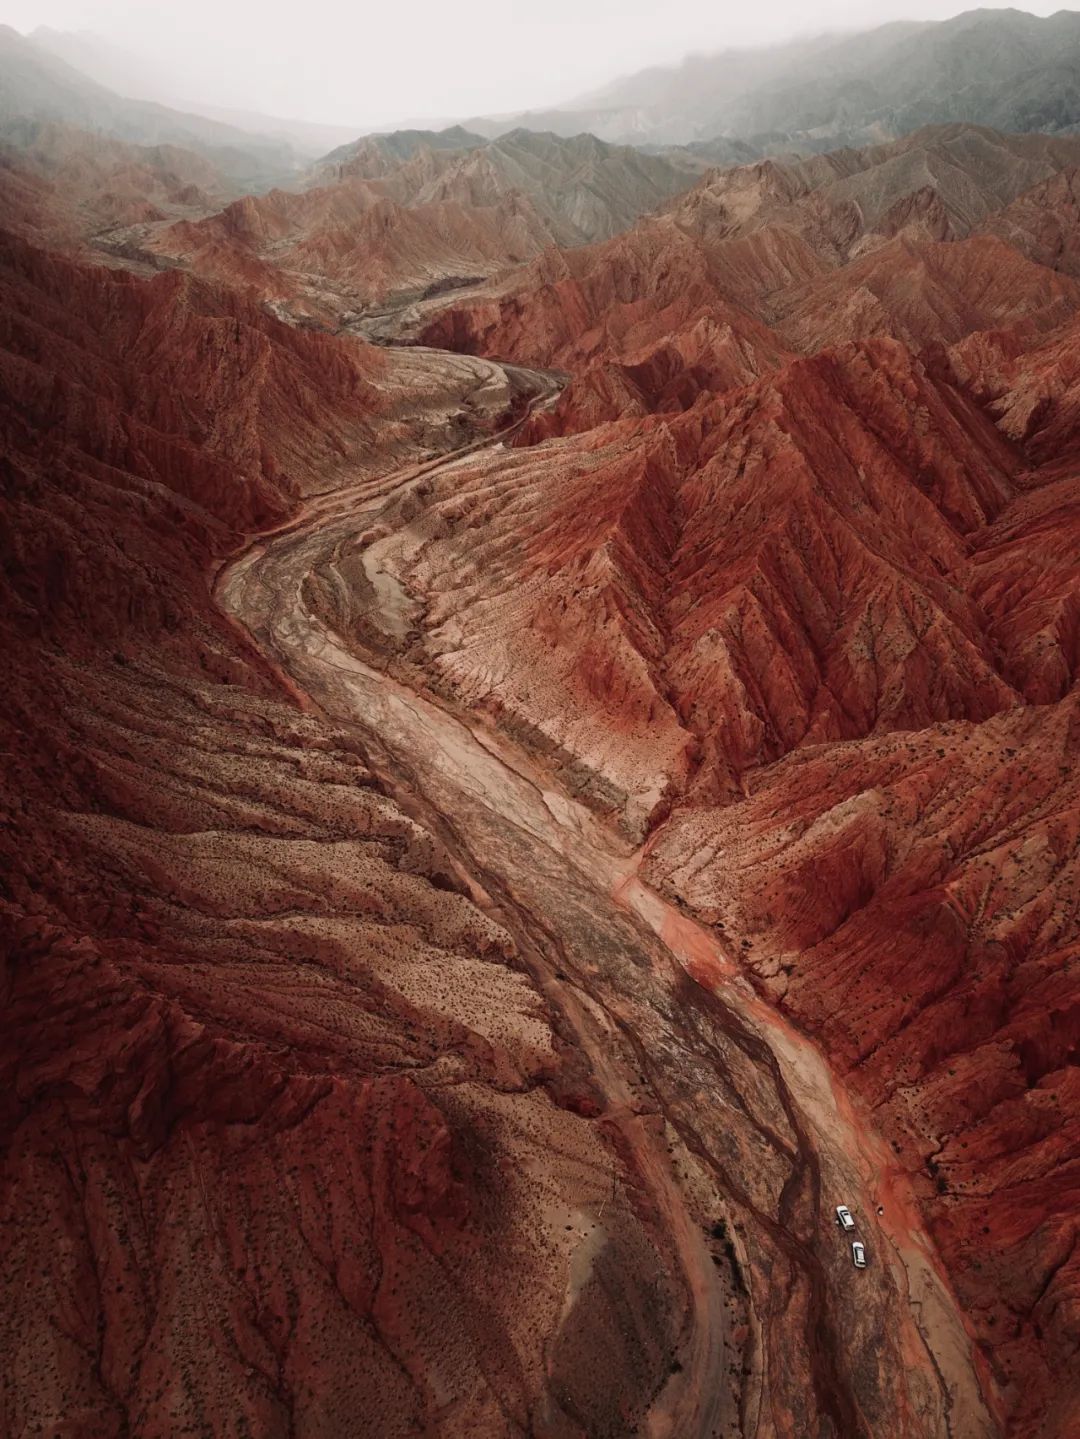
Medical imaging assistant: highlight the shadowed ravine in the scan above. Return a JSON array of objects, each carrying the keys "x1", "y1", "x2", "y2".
[{"x1": 217, "y1": 346, "x2": 1001, "y2": 1439}]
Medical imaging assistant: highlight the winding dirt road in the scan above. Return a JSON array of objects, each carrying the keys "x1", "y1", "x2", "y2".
[{"x1": 216, "y1": 347, "x2": 1002, "y2": 1438}]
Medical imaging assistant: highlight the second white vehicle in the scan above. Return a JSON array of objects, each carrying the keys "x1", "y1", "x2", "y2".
[{"x1": 851, "y1": 1241, "x2": 867, "y2": 1268}]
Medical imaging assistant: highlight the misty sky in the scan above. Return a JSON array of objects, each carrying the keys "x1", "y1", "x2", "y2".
[{"x1": 3, "y1": 0, "x2": 1070, "y2": 129}]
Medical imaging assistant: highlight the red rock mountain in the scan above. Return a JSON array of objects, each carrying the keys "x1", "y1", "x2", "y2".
[
  {"x1": 420, "y1": 126, "x2": 1080, "y2": 430},
  {"x1": 397, "y1": 123, "x2": 1080, "y2": 1436},
  {"x1": 2, "y1": 111, "x2": 1080, "y2": 1438},
  {"x1": 91, "y1": 127, "x2": 702, "y2": 322},
  {"x1": 0, "y1": 225, "x2": 703, "y2": 1434}
]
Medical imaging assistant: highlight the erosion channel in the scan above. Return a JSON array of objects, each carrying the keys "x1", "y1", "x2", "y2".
[{"x1": 217, "y1": 342, "x2": 999, "y2": 1439}]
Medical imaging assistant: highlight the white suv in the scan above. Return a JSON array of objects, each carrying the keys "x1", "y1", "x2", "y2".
[{"x1": 835, "y1": 1205, "x2": 855, "y2": 1231}]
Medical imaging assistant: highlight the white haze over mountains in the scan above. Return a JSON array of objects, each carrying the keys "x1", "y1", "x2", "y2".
[{"x1": 1, "y1": 0, "x2": 1072, "y2": 133}]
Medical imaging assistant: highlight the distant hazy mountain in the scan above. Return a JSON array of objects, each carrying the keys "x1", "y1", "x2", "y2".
[
  {"x1": 30, "y1": 27, "x2": 361, "y2": 157},
  {"x1": 318, "y1": 126, "x2": 490, "y2": 170},
  {"x1": 462, "y1": 9, "x2": 1080, "y2": 150},
  {"x1": 711, "y1": 8, "x2": 1080, "y2": 145},
  {"x1": 459, "y1": 30, "x2": 862, "y2": 146},
  {"x1": 314, "y1": 125, "x2": 704, "y2": 245},
  {"x1": 0, "y1": 26, "x2": 300, "y2": 187}
]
